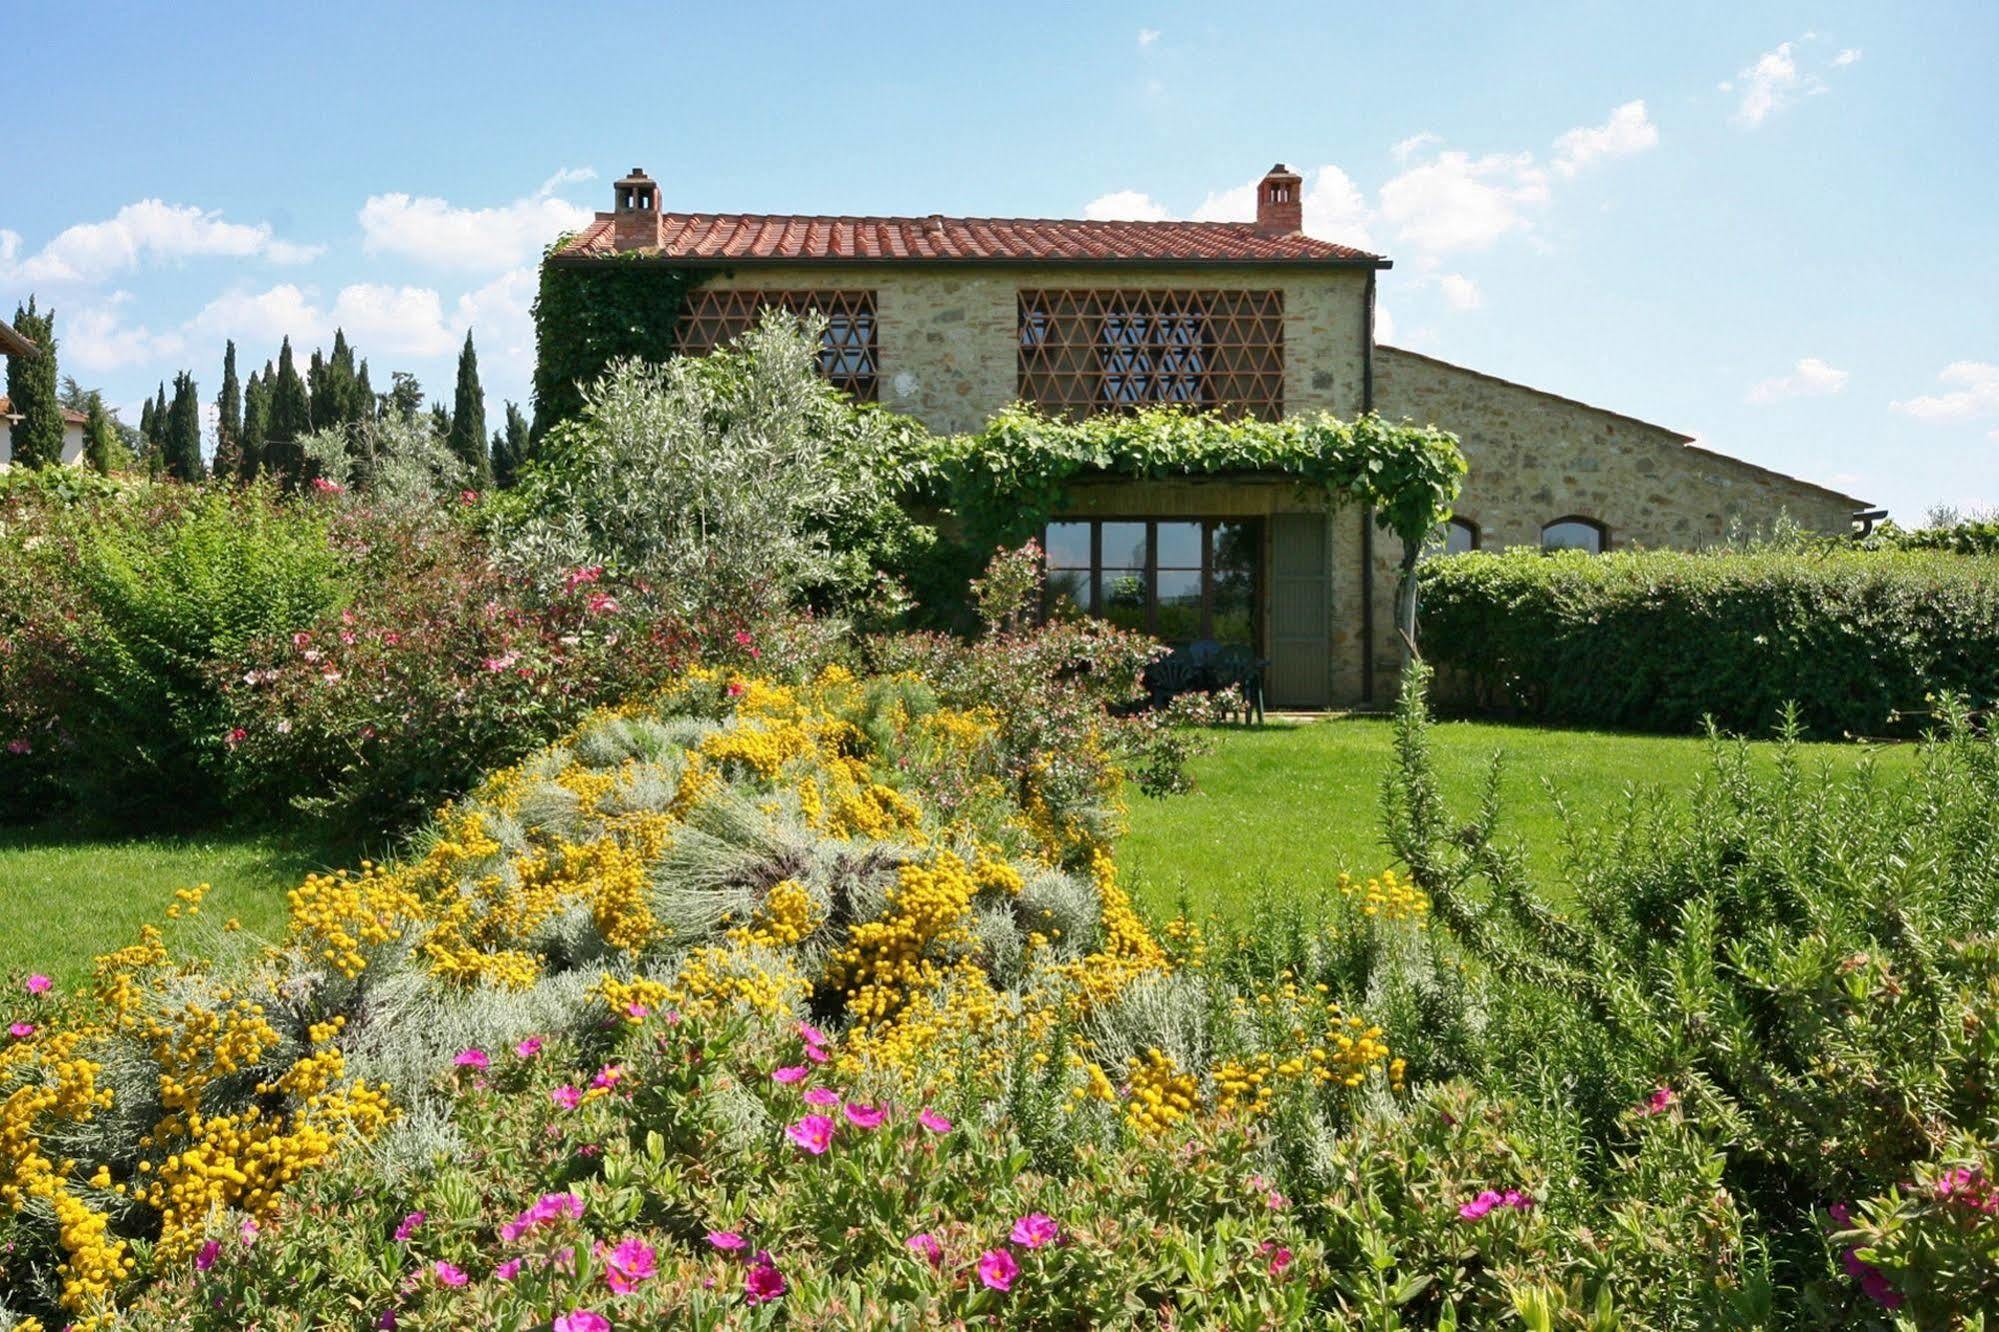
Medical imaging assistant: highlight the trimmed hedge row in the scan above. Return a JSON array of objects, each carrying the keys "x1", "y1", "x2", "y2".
[{"x1": 1416, "y1": 547, "x2": 1999, "y2": 737}]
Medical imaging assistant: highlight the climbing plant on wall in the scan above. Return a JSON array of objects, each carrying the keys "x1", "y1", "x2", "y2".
[{"x1": 530, "y1": 242, "x2": 710, "y2": 437}]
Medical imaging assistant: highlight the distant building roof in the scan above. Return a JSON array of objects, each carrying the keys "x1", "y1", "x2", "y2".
[{"x1": 0, "y1": 395, "x2": 89, "y2": 426}]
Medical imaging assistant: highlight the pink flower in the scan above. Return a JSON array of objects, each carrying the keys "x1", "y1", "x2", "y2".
[
  {"x1": 978, "y1": 1248, "x2": 1020, "y2": 1292},
  {"x1": 706, "y1": 1230, "x2": 747, "y2": 1252},
  {"x1": 552, "y1": 1084, "x2": 583, "y2": 1109},
  {"x1": 292, "y1": 631, "x2": 312, "y2": 649},
  {"x1": 1828, "y1": 1201, "x2": 1852, "y2": 1226},
  {"x1": 624, "y1": 1002, "x2": 649, "y2": 1019},
  {"x1": 917, "y1": 1107, "x2": 952, "y2": 1134},
  {"x1": 240, "y1": 1218, "x2": 260, "y2": 1246},
  {"x1": 786, "y1": 1114, "x2": 835, "y2": 1155},
  {"x1": 393, "y1": 1211, "x2": 425, "y2": 1241},
  {"x1": 798, "y1": 1021, "x2": 828, "y2": 1046},
  {"x1": 501, "y1": 1191, "x2": 585, "y2": 1241},
  {"x1": 24, "y1": 974, "x2": 50, "y2": 995},
  {"x1": 1266, "y1": 1245, "x2": 1294, "y2": 1277},
  {"x1": 432, "y1": 1260, "x2": 469, "y2": 1287},
  {"x1": 586, "y1": 593, "x2": 620, "y2": 615},
  {"x1": 905, "y1": 1232, "x2": 942, "y2": 1266},
  {"x1": 563, "y1": 565, "x2": 604, "y2": 593},
  {"x1": 734, "y1": 631, "x2": 755, "y2": 647},
  {"x1": 4, "y1": 738, "x2": 29, "y2": 755},
  {"x1": 223, "y1": 727, "x2": 247, "y2": 747},
  {"x1": 1637, "y1": 1085, "x2": 1676, "y2": 1117},
  {"x1": 1934, "y1": 1167, "x2": 1981, "y2": 1201},
  {"x1": 195, "y1": 1239, "x2": 221, "y2": 1271},
  {"x1": 1010, "y1": 1213, "x2": 1058, "y2": 1249},
  {"x1": 514, "y1": 1036, "x2": 543, "y2": 1058},
  {"x1": 802, "y1": 1086, "x2": 840, "y2": 1107},
  {"x1": 453, "y1": 1048, "x2": 490, "y2": 1070},
  {"x1": 600, "y1": 1237, "x2": 657, "y2": 1293},
  {"x1": 726, "y1": 681, "x2": 745, "y2": 697},
  {"x1": 8, "y1": 1022, "x2": 34, "y2": 1039},
  {"x1": 1458, "y1": 1190, "x2": 1503, "y2": 1221},
  {"x1": 591, "y1": 1063, "x2": 626, "y2": 1090},
  {"x1": 771, "y1": 1065, "x2": 808, "y2": 1084},
  {"x1": 482, "y1": 652, "x2": 518, "y2": 672},
  {"x1": 494, "y1": 1258, "x2": 522, "y2": 1282},
  {"x1": 553, "y1": 1311, "x2": 610, "y2": 1332},
  {"x1": 743, "y1": 1251, "x2": 786, "y2": 1305},
  {"x1": 843, "y1": 1102, "x2": 887, "y2": 1129},
  {"x1": 802, "y1": 1042, "x2": 829, "y2": 1064}
]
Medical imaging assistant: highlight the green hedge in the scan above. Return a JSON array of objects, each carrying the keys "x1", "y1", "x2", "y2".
[{"x1": 1416, "y1": 546, "x2": 1999, "y2": 737}]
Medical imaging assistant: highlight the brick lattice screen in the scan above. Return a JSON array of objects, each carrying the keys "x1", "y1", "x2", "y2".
[
  {"x1": 1018, "y1": 289, "x2": 1284, "y2": 419},
  {"x1": 675, "y1": 289, "x2": 879, "y2": 400}
]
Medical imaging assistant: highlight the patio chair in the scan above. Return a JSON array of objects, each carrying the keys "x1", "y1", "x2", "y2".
[{"x1": 1213, "y1": 644, "x2": 1267, "y2": 726}]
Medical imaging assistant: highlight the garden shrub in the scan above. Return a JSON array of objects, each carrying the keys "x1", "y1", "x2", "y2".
[
  {"x1": 1417, "y1": 545, "x2": 1999, "y2": 737},
  {"x1": 1384, "y1": 658, "x2": 1999, "y2": 1318}
]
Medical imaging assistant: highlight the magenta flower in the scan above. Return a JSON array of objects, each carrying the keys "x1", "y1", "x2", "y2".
[
  {"x1": 551, "y1": 1084, "x2": 583, "y2": 1109},
  {"x1": 501, "y1": 1192, "x2": 585, "y2": 1241},
  {"x1": 1267, "y1": 1245, "x2": 1294, "y2": 1277},
  {"x1": 8, "y1": 1022, "x2": 34, "y2": 1039},
  {"x1": 798, "y1": 1021, "x2": 828, "y2": 1046},
  {"x1": 1637, "y1": 1085, "x2": 1676, "y2": 1117},
  {"x1": 600, "y1": 1237, "x2": 657, "y2": 1293},
  {"x1": 514, "y1": 1036, "x2": 543, "y2": 1058},
  {"x1": 494, "y1": 1258, "x2": 522, "y2": 1282},
  {"x1": 905, "y1": 1232, "x2": 943, "y2": 1266},
  {"x1": 802, "y1": 1042, "x2": 829, "y2": 1065},
  {"x1": 801, "y1": 1086, "x2": 840, "y2": 1107},
  {"x1": 744, "y1": 1250, "x2": 786, "y2": 1305},
  {"x1": 195, "y1": 1239, "x2": 221, "y2": 1272},
  {"x1": 1458, "y1": 1190, "x2": 1503, "y2": 1221},
  {"x1": 553, "y1": 1311, "x2": 610, "y2": 1332},
  {"x1": 917, "y1": 1107, "x2": 952, "y2": 1133},
  {"x1": 786, "y1": 1114, "x2": 835, "y2": 1155},
  {"x1": 591, "y1": 1063, "x2": 626, "y2": 1090},
  {"x1": 25, "y1": 974, "x2": 51, "y2": 994},
  {"x1": 454, "y1": 1048, "x2": 490, "y2": 1070},
  {"x1": 432, "y1": 1260, "x2": 470, "y2": 1287},
  {"x1": 707, "y1": 1230, "x2": 747, "y2": 1252},
  {"x1": 1828, "y1": 1201, "x2": 1852, "y2": 1226},
  {"x1": 1010, "y1": 1213, "x2": 1059, "y2": 1249},
  {"x1": 393, "y1": 1211, "x2": 425, "y2": 1241},
  {"x1": 771, "y1": 1065, "x2": 808, "y2": 1084},
  {"x1": 735, "y1": 631, "x2": 755, "y2": 647},
  {"x1": 240, "y1": 1218, "x2": 260, "y2": 1246},
  {"x1": 843, "y1": 1102, "x2": 887, "y2": 1129},
  {"x1": 978, "y1": 1248, "x2": 1020, "y2": 1292}
]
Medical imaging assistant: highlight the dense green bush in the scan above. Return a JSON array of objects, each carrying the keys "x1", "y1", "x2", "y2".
[
  {"x1": 1384, "y1": 659, "x2": 1999, "y2": 1318},
  {"x1": 1417, "y1": 545, "x2": 1999, "y2": 736}
]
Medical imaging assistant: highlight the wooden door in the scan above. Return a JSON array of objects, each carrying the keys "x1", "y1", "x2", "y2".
[{"x1": 1266, "y1": 512, "x2": 1330, "y2": 707}]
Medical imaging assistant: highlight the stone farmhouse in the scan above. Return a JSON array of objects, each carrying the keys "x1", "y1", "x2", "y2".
[
  {"x1": 0, "y1": 318, "x2": 87, "y2": 467},
  {"x1": 548, "y1": 165, "x2": 1866, "y2": 708}
]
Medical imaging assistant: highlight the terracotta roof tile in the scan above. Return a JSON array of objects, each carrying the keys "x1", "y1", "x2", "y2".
[{"x1": 555, "y1": 212, "x2": 1382, "y2": 266}]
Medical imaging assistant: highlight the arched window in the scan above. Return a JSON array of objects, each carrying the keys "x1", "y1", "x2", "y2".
[
  {"x1": 1541, "y1": 516, "x2": 1607, "y2": 553},
  {"x1": 1444, "y1": 517, "x2": 1480, "y2": 554}
]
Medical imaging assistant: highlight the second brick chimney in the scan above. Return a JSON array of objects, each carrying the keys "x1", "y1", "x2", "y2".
[
  {"x1": 612, "y1": 167, "x2": 663, "y2": 251},
  {"x1": 1254, "y1": 163, "x2": 1304, "y2": 236}
]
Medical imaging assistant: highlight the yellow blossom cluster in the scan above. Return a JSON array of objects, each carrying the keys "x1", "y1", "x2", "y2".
[
  {"x1": 1124, "y1": 1048, "x2": 1200, "y2": 1136},
  {"x1": 831, "y1": 850, "x2": 1021, "y2": 1026},
  {"x1": 1213, "y1": 979, "x2": 1399, "y2": 1117},
  {"x1": 1338, "y1": 869, "x2": 1430, "y2": 925}
]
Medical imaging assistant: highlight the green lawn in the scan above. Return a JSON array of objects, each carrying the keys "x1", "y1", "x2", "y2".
[
  {"x1": 0, "y1": 823, "x2": 359, "y2": 988},
  {"x1": 1120, "y1": 717, "x2": 1916, "y2": 917}
]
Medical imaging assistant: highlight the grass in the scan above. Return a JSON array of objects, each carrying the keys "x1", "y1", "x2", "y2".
[
  {"x1": 0, "y1": 822, "x2": 359, "y2": 988},
  {"x1": 1120, "y1": 716, "x2": 1917, "y2": 918}
]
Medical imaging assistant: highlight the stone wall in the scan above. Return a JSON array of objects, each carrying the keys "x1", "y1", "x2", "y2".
[{"x1": 692, "y1": 265, "x2": 1374, "y2": 432}]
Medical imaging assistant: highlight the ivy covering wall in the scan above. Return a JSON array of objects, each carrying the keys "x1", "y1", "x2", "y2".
[{"x1": 530, "y1": 246, "x2": 709, "y2": 436}]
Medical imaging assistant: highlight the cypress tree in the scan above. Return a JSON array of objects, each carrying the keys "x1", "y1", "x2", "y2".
[
  {"x1": 165, "y1": 371, "x2": 203, "y2": 481},
  {"x1": 240, "y1": 369, "x2": 269, "y2": 483},
  {"x1": 428, "y1": 403, "x2": 452, "y2": 441},
  {"x1": 265, "y1": 338, "x2": 311, "y2": 483},
  {"x1": 355, "y1": 359, "x2": 375, "y2": 424},
  {"x1": 385, "y1": 371, "x2": 423, "y2": 424},
  {"x1": 83, "y1": 392, "x2": 125, "y2": 474},
  {"x1": 492, "y1": 400, "x2": 531, "y2": 487},
  {"x1": 145, "y1": 382, "x2": 169, "y2": 479},
  {"x1": 138, "y1": 395, "x2": 156, "y2": 450},
  {"x1": 5, "y1": 298, "x2": 64, "y2": 468},
  {"x1": 213, "y1": 340, "x2": 243, "y2": 481},
  {"x1": 447, "y1": 330, "x2": 489, "y2": 487}
]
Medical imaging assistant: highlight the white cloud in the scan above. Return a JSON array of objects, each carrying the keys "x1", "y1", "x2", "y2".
[
  {"x1": 1436, "y1": 274, "x2": 1481, "y2": 311},
  {"x1": 1734, "y1": 41, "x2": 1804, "y2": 126},
  {"x1": 1083, "y1": 190, "x2": 1171, "y2": 222},
  {"x1": 1137, "y1": 27, "x2": 1159, "y2": 47},
  {"x1": 1747, "y1": 356, "x2": 1849, "y2": 404},
  {"x1": 1379, "y1": 149, "x2": 1548, "y2": 255},
  {"x1": 0, "y1": 200, "x2": 322, "y2": 285},
  {"x1": 1833, "y1": 48, "x2": 1862, "y2": 66},
  {"x1": 1552, "y1": 100, "x2": 1659, "y2": 176},
  {"x1": 328, "y1": 284, "x2": 457, "y2": 358},
  {"x1": 189, "y1": 284, "x2": 326, "y2": 347},
  {"x1": 1891, "y1": 361, "x2": 1999, "y2": 424},
  {"x1": 535, "y1": 166, "x2": 597, "y2": 197},
  {"x1": 1391, "y1": 132, "x2": 1441, "y2": 164},
  {"x1": 452, "y1": 266, "x2": 540, "y2": 392},
  {"x1": 63, "y1": 293, "x2": 186, "y2": 372},
  {"x1": 1374, "y1": 303, "x2": 1396, "y2": 344},
  {"x1": 358, "y1": 185, "x2": 594, "y2": 272}
]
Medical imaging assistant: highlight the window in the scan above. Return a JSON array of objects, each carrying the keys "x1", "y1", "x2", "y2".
[
  {"x1": 1042, "y1": 518, "x2": 1260, "y2": 646},
  {"x1": 676, "y1": 289, "x2": 879, "y2": 399},
  {"x1": 1445, "y1": 517, "x2": 1480, "y2": 554},
  {"x1": 1018, "y1": 290, "x2": 1284, "y2": 420},
  {"x1": 1541, "y1": 517, "x2": 1607, "y2": 553}
]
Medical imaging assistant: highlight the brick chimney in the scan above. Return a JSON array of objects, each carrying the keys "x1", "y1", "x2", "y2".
[
  {"x1": 1255, "y1": 163, "x2": 1304, "y2": 236},
  {"x1": 612, "y1": 167, "x2": 663, "y2": 251}
]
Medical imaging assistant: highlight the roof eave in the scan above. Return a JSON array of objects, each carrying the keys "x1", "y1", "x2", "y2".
[{"x1": 546, "y1": 251, "x2": 1391, "y2": 271}]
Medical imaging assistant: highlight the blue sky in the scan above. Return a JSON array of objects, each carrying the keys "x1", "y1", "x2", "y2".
[{"x1": 3, "y1": 1, "x2": 1993, "y2": 519}]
